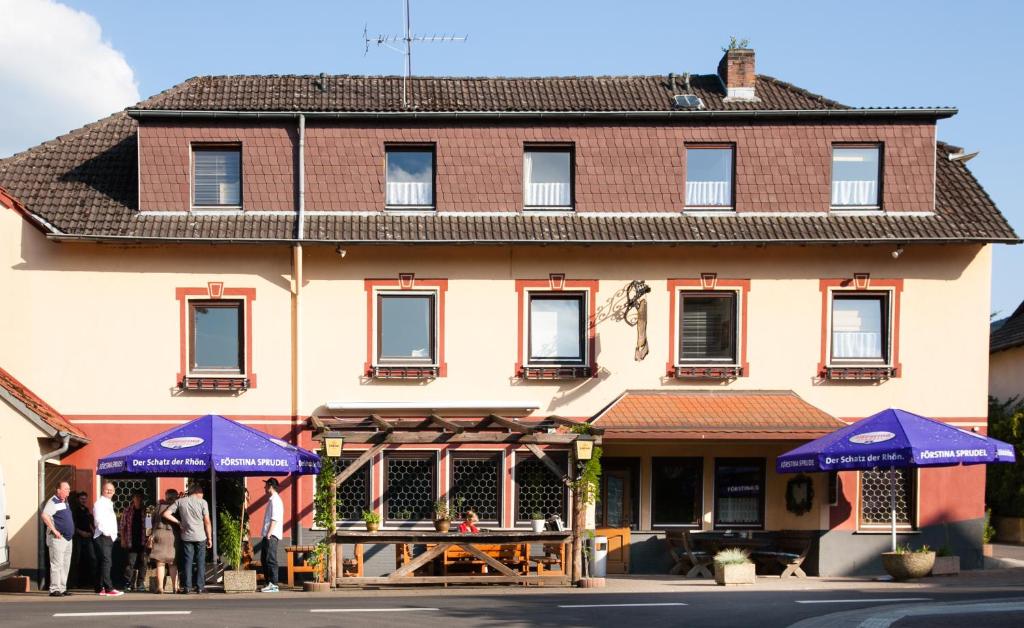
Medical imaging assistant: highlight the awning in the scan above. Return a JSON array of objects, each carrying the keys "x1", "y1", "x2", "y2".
[{"x1": 591, "y1": 390, "x2": 846, "y2": 441}]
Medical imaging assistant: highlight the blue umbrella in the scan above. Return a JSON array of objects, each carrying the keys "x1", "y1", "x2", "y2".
[
  {"x1": 98, "y1": 414, "x2": 321, "y2": 565},
  {"x1": 777, "y1": 408, "x2": 1015, "y2": 551}
]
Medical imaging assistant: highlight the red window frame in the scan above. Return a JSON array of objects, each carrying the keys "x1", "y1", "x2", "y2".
[
  {"x1": 364, "y1": 275, "x2": 448, "y2": 377},
  {"x1": 818, "y1": 276, "x2": 902, "y2": 377},
  {"x1": 666, "y1": 277, "x2": 750, "y2": 376},
  {"x1": 175, "y1": 283, "x2": 256, "y2": 387},
  {"x1": 514, "y1": 277, "x2": 598, "y2": 376}
]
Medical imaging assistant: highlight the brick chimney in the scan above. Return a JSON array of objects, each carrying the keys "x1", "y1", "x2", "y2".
[{"x1": 718, "y1": 48, "x2": 757, "y2": 101}]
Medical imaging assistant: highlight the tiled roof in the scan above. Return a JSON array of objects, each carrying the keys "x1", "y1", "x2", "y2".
[
  {"x1": 0, "y1": 366, "x2": 88, "y2": 440},
  {"x1": 592, "y1": 390, "x2": 845, "y2": 440},
  {"x1": 991, "y1": 300, "x2": 1024, "y2": 353},
  {"x1": 133, "y1": 74, "x2": 849, "y2": 113},
  {"x1": 0, "y1": 75, "x2": 1016, "y2": 244}
]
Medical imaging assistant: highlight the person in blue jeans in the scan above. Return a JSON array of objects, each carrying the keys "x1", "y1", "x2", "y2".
[{"x1": 161, "y1": 483, "x2": 211, "y2": 593}]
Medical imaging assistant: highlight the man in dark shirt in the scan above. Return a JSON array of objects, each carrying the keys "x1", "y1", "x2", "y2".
[
  {"x1": 118, "y1": 492, "x2": 149, "y2": 592},
  {"x1": 69, "y1": 492, "x2": 95, "y2": 590}
]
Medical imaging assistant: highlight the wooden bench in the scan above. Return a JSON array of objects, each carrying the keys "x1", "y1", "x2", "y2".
[
  {"x1": 443, "y1": 543, "x2": 529, "y2": 576},
  {"x1": 752, "y1": 531, "x2": 814, "y2": 578},
  {"x1": 533, "y1": 543, "x2": 566, "y2": 576},
  {"x1": 665, "y1": 529, "x2": 712, "y2": 578},
  {"x1": 285, "y1": 545, "x2": 319, "y2": 587}
]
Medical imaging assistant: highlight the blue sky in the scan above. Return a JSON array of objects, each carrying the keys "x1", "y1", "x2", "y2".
[{"x1": 11, "y1": 0, "x2": 1024, "y2": 315}]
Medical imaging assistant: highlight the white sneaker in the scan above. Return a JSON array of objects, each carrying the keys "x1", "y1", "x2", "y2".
[{"x1": 260, "y1": 583, "x2": 279, "y2": 593}]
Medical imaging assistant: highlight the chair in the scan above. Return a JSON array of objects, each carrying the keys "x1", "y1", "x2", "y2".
[
  {"x1": 752, "y1": 531, "x2": 812, "y2": 578},
  {"x1": 534, "y1": 543, "x2": 566, "y2": 576},
  {"x1": 666, "y1": 530, "x2": 712, "y2": 578}
]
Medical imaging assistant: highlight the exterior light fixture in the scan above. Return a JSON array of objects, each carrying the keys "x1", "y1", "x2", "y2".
[
  {"x1": 324, "y1": 435, "x2": 345, "y2": 458},
  {"x1": 573, "y1": 434, "x2": 595, "y2": 461}
]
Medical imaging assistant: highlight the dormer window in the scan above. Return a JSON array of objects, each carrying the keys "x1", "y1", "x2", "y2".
[
  {"x1": 685, "y1": 145, "x2": 734, "y2": 209},
  {"x1": 831, "y1": 145, "x2": 882, "y2": 209},
  {"x1": 192, "y1": 146, "x2": 241, "y2": 208},
  {"x1": 386, "y1": 145, "x2": 435, "y2": 209},
  {"x1": 524, "y1": 146, "x2": 573, "y2": 209}
]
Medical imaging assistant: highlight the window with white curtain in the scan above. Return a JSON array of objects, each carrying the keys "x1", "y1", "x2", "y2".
[
  {"x1": 524, "y1": 148, "x2": 572, "y2": 208},
  {"x1": 386, "y1": 147, "x2": 434, "y2": 207},
  {"x1": 685, "y1": 146, "x2": 733, "y2": 208},
  {"x1": 527, "y1": 292, "x2": 585, "y2": 365},
  {"x1": 830, "y1": 293, "x2": 888, "y2": 363},
  {"x1": 831, "y1": 146, "x2": 881, "y2": 208},
  {"x1": 192, "y1": 147, "x2": 241, "y2": 207}
]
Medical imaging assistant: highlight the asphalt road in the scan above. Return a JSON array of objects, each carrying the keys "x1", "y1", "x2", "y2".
[{"x1": 3, "y1": 589, "x2": 1024, "y2": 628}]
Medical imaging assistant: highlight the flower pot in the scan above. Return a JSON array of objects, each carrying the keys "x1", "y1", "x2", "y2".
[
  {"x1": 303, "y1": 581, "x2": 332, "y2": 592},
  {"x1": 931, "y1": 555, "x2": 960, "y2": 576},
  {"x1": 434, "y1": 519, "x2": 450, "y2": 532},
  {"x1": 531, "y1": 519, "x2": 546, "y2": 533},
  {"x1": 366, "y1": 521, "x2": 379, "y2": 532},
  {"x1": 714, "y1": 562, "x2": 755, "y2": 585},
  {"x1": 983, "y1": 543, "x2": 994, "y2": 557},
  {"x1": 222, "y1": 569, "x2": 257, "y2": 593},
  {"x1": 881, "y1": 551, "x2": 935, "y2": 581},
  {"x1": 577, "y1": 577, "x2": 606, "y2": 588}
]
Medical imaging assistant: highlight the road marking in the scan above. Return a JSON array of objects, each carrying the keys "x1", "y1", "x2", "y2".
[
  {"x1": 53, "y1": 611, "x2": 192, "y2": 617},
  {"x1": 795, "y1": 598, "x2": 931, "y2": 604},
  {"x1": 310, "y1": 608, "x2": 440, "y2": 613},
  {"x1": 557, "y1": 603, "x2": 688, "y2": 608}
]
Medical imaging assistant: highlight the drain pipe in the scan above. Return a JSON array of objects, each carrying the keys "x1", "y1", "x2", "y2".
[
  {"x1": 37, "y1": 432, "x2": 71, "y2": 588},
  {"x1": 292, "y1": 113, "x2": 305, "y2": 545}
]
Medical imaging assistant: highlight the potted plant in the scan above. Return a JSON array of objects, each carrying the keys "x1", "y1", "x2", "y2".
[
  {"x1": 302, "y1": 541, "x2": 333, "y2": 592},
  {"x1": 433, "y1": 499, "x2": 451, "y2": 532},
  {"x1": 983, "y1": 508, "x2": 996, "y2": 557},
  {"x1": 713, "y1": 548, "x2": 756, "y2": 586},
  {"x1": 363, "y1": 509, "x2": 381, "y2": 532},
  {"x1": 530, "y1": 511, "x2": 546, "y2": 533},
  {"x1": 219, "y1": 510, "x2": 257, "y2": 593},
  {"x1": 882, "y1": 544, "x2": 936, "y2": 581}
]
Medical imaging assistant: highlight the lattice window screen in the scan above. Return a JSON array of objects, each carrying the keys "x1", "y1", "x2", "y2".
[
  {"x1": 860, "y1": 468, "x2": 914, "y2": 526},
  {"x1": 384, "y1": 456, "x2": 435, "y2": 521},
  {"x1": 106, "y1": 478, "x2": 157, "y2": 514},
  {"x1": 451, "y1": 457, "x2": 501, "y2": 521},
  {"x1": 335, "y1": 458, "x2": 371, "y2": 521},
  {"x1": 516, "y1": 457, "x2": 566, "y2": 521}
]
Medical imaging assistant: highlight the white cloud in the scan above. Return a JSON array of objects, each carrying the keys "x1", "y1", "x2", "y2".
[{"x1": 0, "y1": 0, "x2": 139, "y2": 157}]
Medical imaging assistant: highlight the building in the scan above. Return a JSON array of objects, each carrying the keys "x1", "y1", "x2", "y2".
[
  {"x1": 0, "y1": 46, "x2": 1017, "y2": 580},
  {"x1": 990, "y1": 301, "x2": 1024, "y2": 401}
]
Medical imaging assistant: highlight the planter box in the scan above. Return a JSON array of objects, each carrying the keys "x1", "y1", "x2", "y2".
[
  {"x1": 931, "y1": 556, "x2": 960, "y2": 576},
  {"x1": 222, "y1": 569, "x2": 257, "y2": 593},
  {"x1": 994, "y1": 516, "x2": 1024, "y2": 544},
  {"x1": 881, "y1": 551, "x2": 935, "y2": 581},
  {"x1": 303, "y1": 581, "x2": 332, "y2": 592},
  {"x1": 577, "y1": 577, "x2": 606, "y2": 588},
  {"x1": 983, "y1": 543, "x2": 994, "y2": 557},
  {"x1": 714, "y1": 562, "x2": 755, "y2": 586}
]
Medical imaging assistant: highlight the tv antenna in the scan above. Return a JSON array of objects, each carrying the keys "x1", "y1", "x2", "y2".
[{"x1": 364, "y1": 0, "x2": 467, "y2": 107}]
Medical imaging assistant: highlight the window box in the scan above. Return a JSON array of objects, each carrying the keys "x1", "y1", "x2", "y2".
[
  {"x1": 192, "y1": 146, "x2": 241, "y2": 208},
  {"x1": 524, "y1": 146, "x2": 573, "y2": 210},
  {"x1": 178, "y1": 376, "x2": 249, "y2": 392},
  {"x1": 385, "y1": 145, "x2": 435, "y2": 209},
  {"x1": 685, "y1": 145, "x2": 734, "y2": 210},
  {"x1": 369, "y1": 365, "x2": 440, "y2": 380},
  {"x1": 673, "y1": 365, "x2": 742, "y2": 380},
  {"x1": 520, "y1": 365, "x2": 592, "y2": 380},
  {"x1": 824, "y1": 366, "x2": 896, "y2": 381},
  {"x1": 831, "y1": 145, "x2": 882, "y2": 210}
]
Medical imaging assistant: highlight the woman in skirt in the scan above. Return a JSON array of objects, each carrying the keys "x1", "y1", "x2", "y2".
[{"x1": 150, "y1": 489, "x2": 181, "y2": 594}]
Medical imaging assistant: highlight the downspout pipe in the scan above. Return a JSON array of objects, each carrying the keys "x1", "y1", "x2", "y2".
[
  {"x1": 37, "y1": 432, "x2": 71, "y2": 588},
  {"x1": 292, "y1": 114, "x2": 305, "y2": 544}
]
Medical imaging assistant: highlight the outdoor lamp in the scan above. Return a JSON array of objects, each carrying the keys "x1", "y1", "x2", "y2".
[
  {"x1": 324, "y1": 435, "x2": 345, "y2": 458},
  {"x1": 573, "y1": 435, "x2": 595, "y2": 461}
]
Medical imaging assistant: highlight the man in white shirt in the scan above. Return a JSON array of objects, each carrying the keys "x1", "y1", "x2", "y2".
[
  {"x1": 92, "y1": 482, "x2": 123, "y2": 596},
  {"x1": 260, "y1": 478, "x2": 284, "y2": 593}
]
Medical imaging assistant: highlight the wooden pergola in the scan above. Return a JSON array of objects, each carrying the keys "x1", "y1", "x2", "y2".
[{"x1": 307, "y1": 413, "x2": 602, "y2": 584}]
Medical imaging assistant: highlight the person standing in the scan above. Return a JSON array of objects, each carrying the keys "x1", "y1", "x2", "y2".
[
  {"x1": 69, "y1": 491, "x2": 95, "y2": 590},
  {"x1": 92, "y1": 482, "x2": 123, "y2": 596},
  {"x1": 259, "y1": 478, "x2": 284, "y2": 593},
  {"x1": 118, "y1": 491, "x2": 149, "y2": 592},
  {"x1": 150, "y1": 489, "x2": 180, "y2": 594},
  {"x1": 162, "y1": 483, "x2": 211, "y2": 594},
  {"x1": 40, "y1": 481, "x2": 74, "y2": 597}
]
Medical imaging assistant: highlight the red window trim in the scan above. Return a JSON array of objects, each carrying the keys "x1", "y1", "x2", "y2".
[
  {"x1": 364, "y1": 276, "x2": 448, "y2": 377},
  {"x1": 666, "y1": 277, "x2": 750, "y2": 376},
  {"x1": 175, "y1": 283, "x2": 256, "y2": 387},
  {"x1": 514, "y1": 277, "x2": 598, "y2": 376},
  {"x1": 818, "y1": 276, "x2": 903, "y2": 378}
]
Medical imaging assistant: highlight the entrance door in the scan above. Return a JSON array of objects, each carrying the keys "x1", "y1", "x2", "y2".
[
  {"x1": 601, "y1": 469, "x2": 632, "y2": 528},
  {"x1": 596, "y1": 459, "x2": 639, "y2": 574}
]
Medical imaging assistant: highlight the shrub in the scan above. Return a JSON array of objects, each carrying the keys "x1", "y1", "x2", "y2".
[
  {"x1": 362, "y1": 509, "x2": 381, "y2": 524},
  {"x1": 986, "y1": 396, "x2": 1024, "y2": 517},
  {"x1": 713, "y1": 547, "x2": 752, "y2": 566},
  {"x1": 219, "y1": 510, "x2": 243, "y2": 571}
]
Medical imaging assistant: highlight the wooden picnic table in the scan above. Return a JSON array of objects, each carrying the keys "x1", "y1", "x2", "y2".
[{"x1": 332, "y1": 529, "x2": 572, "y2": 586}]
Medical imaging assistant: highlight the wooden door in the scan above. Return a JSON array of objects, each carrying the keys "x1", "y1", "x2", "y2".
[{"x1": 595, "y1": 527, "x2": 631, "y2": 574}]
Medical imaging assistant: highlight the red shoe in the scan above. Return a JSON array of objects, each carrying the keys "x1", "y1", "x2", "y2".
[{"x1": 105, "y1": 589, "x2": 124, "y2": 597}]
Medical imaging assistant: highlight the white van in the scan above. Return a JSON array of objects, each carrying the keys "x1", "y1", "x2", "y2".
[{"x1": 0, "y1": 464, "x2": 8, "y2": 568}]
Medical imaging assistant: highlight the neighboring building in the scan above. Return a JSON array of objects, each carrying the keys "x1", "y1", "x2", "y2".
[
  {"x1": 990, "y1": 301, "x2": 1024, "y2": 401},
  {"x1": 0, "y1": 46, "x2": 1018, "y2": 579}
]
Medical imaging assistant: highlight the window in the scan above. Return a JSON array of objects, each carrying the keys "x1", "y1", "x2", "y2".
[
  {"x1": 376, "y1": 293, "x2": 436, "y2": 365},
  {"x1": 685, "y1": 146, "x2": 733, "y2": 209},
  {"x1": 516, "y1": 455, "x2": 568, "y2": 523},
  {"x1": 524, "y1": 147, "x2": 573, "y2": 209},
  {"x1": 859, "y1": 468, "x2": 915, "y2": 529},
  {"x1": 527, "y1": 293, "x2": 586, "y2": 366},
  {"x1": 595, "y1": 459, "x2": 640, "y2": 529},
  {"x1": 189, "y1": 300, "x2": 244, "y2": 374},
  {"x1": 105, "y1": 478, "x2": 157, "y2": 514},
  {"x1": 385, "y1": 146, "x2": 434, "y2": 208},
  {"x1": 831, "y1": 145, "x2": 881, "y2": 208},
  {"x1": 335, "y1": 458, "x2": 371, "y2": 521},
  {"x1": 830, "y1": 294, "x2": 889, "y2": 364},
  {"x1": 651, "y1": 457, "x2": 703, "y2": 527},
  {"x1": 192, "y1": 147, "x2": 241, "y2": 207},
  {"x1": 714, "y1": 458, "x2": 765, "y2": 529},
  {"x1": 450, "y1": 454, "x2": 502, "y2": 523},
  {"x1": 383, "y1": 455, "x2": 436, "y2": 522},
  {"x1": 678, "y1": 292, "x2": 737, "y2": 364}
]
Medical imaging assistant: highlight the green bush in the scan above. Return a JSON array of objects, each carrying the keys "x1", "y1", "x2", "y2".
[{"x1": 986, "y1": 396, "x2": 1024, "y2": 517}]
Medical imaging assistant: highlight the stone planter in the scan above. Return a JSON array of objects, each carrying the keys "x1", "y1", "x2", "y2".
[
  {"x1": 303, "y1": 581, "x2": 332, "y2": 592},
  {"x1": 714, "y1": 562, "x2": 756, "y2": 586},
  {"x1": 983, "y1": 543, "x2": 994, "y2": 557},
  {"x1": 531, "y1": 519, "x2": 546, "y2": 533},
  {"x1": 222, "y1": 569, "x2": 257, "y2": 593},
  {"x1": 577, "y1": 577, "x2": 606, "y2": 588},
  {"x1": 931, "y1": 555, "x2": 960, "y2": 576},
  {"x1": 881, "y1": 551, "x2": 935, "y2": 581},
  {"x1": 366, "y1": 521, "x2": 379, "y2": 532},
  {"x1": 434, "y1": 519, "x2": 451, "y2": 532}
]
